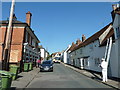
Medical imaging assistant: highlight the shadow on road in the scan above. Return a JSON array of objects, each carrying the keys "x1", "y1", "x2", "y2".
[
  {"x1": 90, "y1": 72, "x2": 102, "y2": 81},
  {"x1": 10, "y1": 87, "x2": 16, "y2": 90},
  {"x1": 17, "y1": 75, "x2": 23, "y2": 79}
]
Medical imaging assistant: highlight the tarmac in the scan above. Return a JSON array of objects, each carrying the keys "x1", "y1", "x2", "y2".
[
  {"x1": 11, "y1": 63, "x2": 120, "y2": 89},
  {"x1": 11, "y1": 67, "x2": 40, "y2": 89},
  {"x1": 61, "y1": 62, "x2": 120, "y2": 89}
]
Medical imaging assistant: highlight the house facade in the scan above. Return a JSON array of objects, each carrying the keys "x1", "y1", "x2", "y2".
[
  {"x1": 52, "y1": 52, "x2": 62, "y2": 61},
  {"x1": 0, "y1": 12, "x2": 40, "y2": 71},
  {"x1": 112, "y1": 4, "x2": 120, "y2": 78},
  {"x1": 39, "y1": 45, "x2": 49, "y2": 60},
  {"x1": 70, "y1": 24, "x2": 119, "y2": 77},
  {"x1": 63, "y1": 45, "x2": 71, "y2": 64},
  {"x1": 69, "y1": 22, "x2": 120, "y2": 78}
]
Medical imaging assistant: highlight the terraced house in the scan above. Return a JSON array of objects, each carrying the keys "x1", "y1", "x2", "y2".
[
  {"x1": 66, "y1": 4, "x2": 120, "y2": 78},
  {"x1": 0, "y1": 11, "x2": 40, "y2": 71}
]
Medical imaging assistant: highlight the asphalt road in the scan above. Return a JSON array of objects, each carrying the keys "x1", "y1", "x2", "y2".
[{"x1": 26, "y1": 63, "x2": 112, "y2": 88}]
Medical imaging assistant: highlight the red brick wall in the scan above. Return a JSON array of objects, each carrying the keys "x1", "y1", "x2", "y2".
[
  {"x1": 0, "y1": 27, "x2": 7, "y2": 61},
  {"x1": 10, "y1": 27, "x2": 25, "y2": 62},
  {"x1": 0, "y1": 45, "x2": 2, "y2": 61},
  {"x1": 0, "y1": 27, "x2": 25, "y2": 63},
  {"x1": 0, "y1": 27, "x2": 7, "y2": 43},
  {"x1": 11, "y1": 28, "x2": 25, "y2": 44}
]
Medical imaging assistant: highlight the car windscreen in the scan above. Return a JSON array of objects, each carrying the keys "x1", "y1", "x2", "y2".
[
  {"x1": 55, "y1": 57, "x2": 60, "y2": 60},
  {"x1": 42, "y1": 61, "x2": 51, "y2": 64}
]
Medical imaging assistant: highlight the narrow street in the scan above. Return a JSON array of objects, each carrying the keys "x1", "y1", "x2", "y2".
[{"x1": 26, "y1": 63, "x2": 111, "y2": 88}]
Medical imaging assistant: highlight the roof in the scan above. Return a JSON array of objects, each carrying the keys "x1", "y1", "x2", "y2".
[
  {"x1": 0, "y1": 20, "x2": 24, "y2": 24},
  {"x1": 100, "y1": 28, "x2": 115, "y2": 46},
  {"x1": 0, "y1": 20, "x2": 40, "y2": 43},
  {"x1": 0, "y1": 20, "x2": 27, "y2": 27},
  {"x1": 67, "y1": 43, "x2": 77, "y2": 52},
  {"x1": 71, "y1": 23, "x2": 113, "y2": 52}
]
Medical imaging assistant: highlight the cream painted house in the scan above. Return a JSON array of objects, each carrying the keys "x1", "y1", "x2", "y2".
[
  {"x1": 112, "y1": 3, "x2": 120, "y2": 78},
  {"x1": 63, "y1": 45, "x2": 71, "y2": 64}
]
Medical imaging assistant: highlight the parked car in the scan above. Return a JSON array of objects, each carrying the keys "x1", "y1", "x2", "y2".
[{"x1": 40, "y1": 60, "x2": 53, "y2": 72}]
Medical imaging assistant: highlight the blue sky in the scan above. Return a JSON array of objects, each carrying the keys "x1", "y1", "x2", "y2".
[{"x1": 2, "y1": 2, "x2": 115, "y2": 54}]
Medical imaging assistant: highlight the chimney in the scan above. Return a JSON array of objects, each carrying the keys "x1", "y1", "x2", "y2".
[
  {"x1": 111, "y1": 3, "x2": 120, "y2": 22},
  {"x1": 72, "y1": 42, "x2": 75, "y2": 46},
  {"x1": 112, "y1": 4, "x2": 117, "y2": 11},
  {"x1": 76, "y1": 38, "x2": 82, "y2": 45},
  {"x1": 82, "y1": 35, "x2": 86, "y2": 42},
  {"x1": 26, "y1": 11, "x2": 32, "y2": 26},
  {"x1": 13, "y1": 14, "x2": 17, "y2": 21}
]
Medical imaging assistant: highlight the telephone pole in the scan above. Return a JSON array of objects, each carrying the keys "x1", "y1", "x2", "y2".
[{"x1": 2, "y1": 0, "x2": 15, "y2": 70}]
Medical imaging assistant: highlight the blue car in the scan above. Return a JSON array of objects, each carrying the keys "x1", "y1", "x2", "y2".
[{"x1": 40, "y1": 60, "x2": 53, "y2": 72}]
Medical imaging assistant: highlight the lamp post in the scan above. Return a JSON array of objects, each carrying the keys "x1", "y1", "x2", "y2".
[{"x1": 2, "y1": 0, "x2": 15, "y2": 70}]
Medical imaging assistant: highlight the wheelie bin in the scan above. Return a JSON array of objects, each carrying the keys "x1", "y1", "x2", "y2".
[
  {"x1": 9, "y1": 65, "x2": 19, "y2": 80},
  {"x1": 24, "y1": 63, "x2": 29, "y2": 72},
  {"x1": 0, "y1": 70, "x2": 14, "y2": 89},
  {"x1": 29, "y1": 62, "x2": 33, "y2": 71}
]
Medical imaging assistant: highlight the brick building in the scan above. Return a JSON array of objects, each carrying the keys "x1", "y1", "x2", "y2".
[{"x1": 0, "y1": 11, "x2": 40, "y2": 71}]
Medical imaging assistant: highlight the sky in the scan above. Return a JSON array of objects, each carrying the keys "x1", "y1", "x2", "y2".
[{"x1": 1, "y1": 2, "x2": 116, "y2": 54}]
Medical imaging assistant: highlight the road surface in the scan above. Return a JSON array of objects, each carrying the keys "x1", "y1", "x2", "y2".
[{"x1": 26, "y1": 63, "x2": 112, "y2": 88}]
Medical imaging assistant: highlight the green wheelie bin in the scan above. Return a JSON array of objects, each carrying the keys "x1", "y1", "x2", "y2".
[
  {"x1": 9, "y1": 65, "x2": 19, "y2": 80},
  {"x1": 24, "y1": 63, "x2": 29, "y2": 72},
  {"x1": 0, "y1": 70, "x2": 14, "y2": 89},
  {"x1": 29, "y1": 62, "x2": 33, "y2": 71}
]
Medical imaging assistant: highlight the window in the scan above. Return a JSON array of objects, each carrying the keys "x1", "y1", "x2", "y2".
[
  {"x1": 116, "y1": 27, "x2": 120, "y2": 39},
  {"x1": 75, "y1": 51, "x2": 76, "y2": 55},
  {"x1": 94, "y1": 58, "x2": 100, "y2": 66},
  {"x1": 25, "y1": 31, "x2": 28, "y2": 43},
  {"x1": 84, "y1": 58, "x2": 89, "y2": 66},
  {"x1": 89, "y1": 44, "x2": 93, "y2": 51},
  {"x1": 80, "y1": 49, "x2": 83, "y2": 54},
  {"x1": 35, "y1": 42, "x2": 38, "y2": 48},
  {"x1": 27, "y1": 33, "x2": 30, "y2": 44},
  {"x1": 30, "y1": 37, "x2": 33, "y2": 45},
  {"x1": 32, "y1": 40, "x2": 35, "y2": 47}
]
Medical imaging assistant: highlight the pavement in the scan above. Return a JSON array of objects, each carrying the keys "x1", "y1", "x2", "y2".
[
  {"x1": 61, "y1": 62, "x2": 120, "y2": 89},
  {"x1": 11, "y1": 63, "x2": 120, "y2": 89},
  {"x1": 11, "y1": 67, "x2": 40, "y2": 89}
]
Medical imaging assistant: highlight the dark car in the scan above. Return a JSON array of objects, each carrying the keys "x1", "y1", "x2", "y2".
[{"x1": 40, "y1": 60, "x2": 53, "y2": 72}]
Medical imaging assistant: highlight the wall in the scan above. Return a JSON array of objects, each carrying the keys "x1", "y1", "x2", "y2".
[
  {"x1": 10, "y1": 27, "x2": 25, "y2": 63},
  {"x1": 0, "y1": 27, "x2": 7, "y2": 62},
  {"x1": 84, "y1": 40, "x2": 105, "y2": 72},
  {"x1": 108, "y1": 43, "x2": 118, "y2": 78},
  {"x1": 112, "y1": 14, "x2": 120, "y2": 78},
  {"x1": 40, "y1": 49, "x2": 45, "y2": 60}
]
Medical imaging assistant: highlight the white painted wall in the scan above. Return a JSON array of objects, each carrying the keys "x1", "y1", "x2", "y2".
[
  {"x1": 63, "y1": 45, "x2": 71, "y2": 64},
  {"x1": 68, "y1": 13, "x2": 120, "y2": 78},
  {"x1": 40, "y1": 49, "x2": 45, "y2": 60},
  {"x1": 63, "y1": 52, "x2": 67, "y2": 63},
  {"x1": 70, "y1": 39, "x2": 119, "y2": 78},
  {"x1": 112, "y1": 14, "x2": 120, "y2": 78}
]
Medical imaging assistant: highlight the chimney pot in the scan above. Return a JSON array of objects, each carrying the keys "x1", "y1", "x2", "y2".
[
  {"x1": 72, "y1": 42, "x2": 74, "y2": 45},
  {"x1": 26, "y1": 11, "x2": 32, "y2": 26},
  {"x1": 82, "y1": 34, "x2": 86, "y2": 42},
  {"x1": 76, "y1": 38, "x2": 82, "y2": 45},
  {"x1": 112, "y1": 4, "x2": 117, "y2": 11}
]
